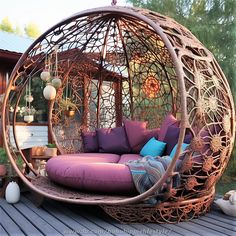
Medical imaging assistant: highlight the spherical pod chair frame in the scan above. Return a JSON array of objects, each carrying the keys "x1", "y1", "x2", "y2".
[{"x1": 1, "y1": 6, "x2": 235, "y2": 223}]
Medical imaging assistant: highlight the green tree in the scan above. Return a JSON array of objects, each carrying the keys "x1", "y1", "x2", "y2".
[
  {"x1": 128, "y1": 0, "x2": 236, "y2": 190},
  {"x1": 0, "y1": 17, "x2": 14, "y2": 33},
  {"x1": 0, "y1": 17, "x2": 40, "y2": 38},
  {"x1": 127, "y1": 0, "x2": 236, "y2": 101},
  {"x1": 24, "y1": 22, "x2": 40, "y2": 38}
]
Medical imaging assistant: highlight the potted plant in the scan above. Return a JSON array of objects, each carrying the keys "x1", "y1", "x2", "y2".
[
  {"x1": 0, "y1": 147, "x2": 8, "y2": 177},
  {"x1": 22, "y1": 106, "x2": 37, "y2": 123},
  {"x1": 59, "y1": 98, "x2": 77, "y2": 117},
  {"x1": 44, "y1": 143, "x2": 57, "y2": 157}
]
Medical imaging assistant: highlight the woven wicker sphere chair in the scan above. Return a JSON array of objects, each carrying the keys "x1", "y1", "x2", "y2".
[{"x1": 1, "y1": 6, "x2": 235, "y2": 223}]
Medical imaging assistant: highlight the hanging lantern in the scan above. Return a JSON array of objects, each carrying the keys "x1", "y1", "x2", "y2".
[
  {"x1": 143, "y1": 76, "x2": 160, "y2": 98},
  {"x1": 5, "y1": 181, "x2": 20, "y2": 204},
  {"x1": 52, "y1": 77, "x2": 62, "y2": 89},
  {"x1": 40, "y1": 69, "x2": 51, "y2": 82},
  {"x1": 43, "y1": 84, "x2": 56, "y2": 100}
]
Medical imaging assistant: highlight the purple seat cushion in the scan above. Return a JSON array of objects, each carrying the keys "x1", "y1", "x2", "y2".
[
  {"x1": 46, "y1": 155, "x2": 136, "y2": 194},
  {"x1": 81, "y1": 131, "x2": 98, "y2": 152},
  {"x1": 56, "y1": 153, "x2": 120, "y2": 163},
  {"x1": 118, "y1": 154, "x2": 141, "y2": 164},
  {"x1": 163, "y1": 126, "x2": 193, "y2": 155},
  {"x1": 96, "y1": 126, "x2": 131, "y2": 154},
  {"x1": 158, "y1": 114, "x2": 179, "y2": 141}
]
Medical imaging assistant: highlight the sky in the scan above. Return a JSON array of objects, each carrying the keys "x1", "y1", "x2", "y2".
[{"x1": 0, "y1": 0, "x2": 131, "y2": 34}]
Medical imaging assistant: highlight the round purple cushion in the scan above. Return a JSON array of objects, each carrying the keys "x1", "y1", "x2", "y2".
[
  {"x1": 55, "y1": 153, "x2": 120, "y2": 163},
  {"x1": 118, "y1": 154, "x2": 141, "y2": 164},
  {"x1": 46, "y1": 154, "x2": 136, "y2": 194}
]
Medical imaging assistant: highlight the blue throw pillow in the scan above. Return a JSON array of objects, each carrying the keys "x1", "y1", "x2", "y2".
[
  {"x1": 170, "y1": 143, "x2": 189, "y2": 159},
  {"x1": 140, "y1": 137, "x2": 166, "y2": 157}
]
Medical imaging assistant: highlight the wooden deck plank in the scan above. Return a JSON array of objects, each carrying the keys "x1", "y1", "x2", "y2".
[
  {"x1": 0, "y1": 223, "x2": 9, "y2": 236},
  {"x1": 190, "y1": 218, "x2": 235, "y2": 236},
  {"x1": 61, "y1": 203, "x2": 134, "y2": 236},
  {"x1": 173, "y1": 221, "x2": 224, "y2": 236},
  {"x1": 14, "y1": 200, "x2": 63, "y2": 235},
  {"x1": 207, "y1": 211, "x2": 236, "y2": 226},
  {"x1": 211, "y1": 208, "x2": 236, "y2": 222},
  {"x1": 66, "y1": 203, "x2": 151, "y2": 236},
  {"x1": 1, "y1": 192, "x2": 236, "y2": 236},
  {"x1": 42, "y1": 201, "x2": 101, "y2": 236},
  {"x1": 129, "y1": 223, "x2": 177, "y2": 236},
  {"x1": 148, "y1": 222, "x2": 199, "y2": 236},
  {"x1": 0, "y1": 198, "x2": 43, "y2": 236},
  {"x1": 0, "y1": 206, "x2": 25, "y2": 236},
  {"x1": 99, "y1": 212, "x2": 179, "y2": 236},
  {"x1": 200, "y1": 214, "x2": 236, "y2": 232},
  {"x1": 20, "y1": 196, "x2": 78, "y2": 236}
]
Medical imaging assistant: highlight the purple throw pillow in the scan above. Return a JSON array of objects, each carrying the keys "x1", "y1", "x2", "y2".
[
  {"x1": 158, "y1": 114, "x2": 179, "y2": 141},
  {"x1": 97, "y1": 126, "x2": 131, "y2": 154},
  {"x1": 132, "y1": 128, "x2": 160, "y2": 153},
  {"x1": 81, "y1": 131, "x2": 98, "y2": 153},
  {"x1": 123, "y1": 119, "x2": 147, "y2": 151},
  {"x1": 163, "y1": 126, "x2": 193, "y2": 155}
]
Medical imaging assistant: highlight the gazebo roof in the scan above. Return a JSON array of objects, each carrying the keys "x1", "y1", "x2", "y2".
[{"x1": 0, "y1": 31, "x2": 33, "y2": 53}]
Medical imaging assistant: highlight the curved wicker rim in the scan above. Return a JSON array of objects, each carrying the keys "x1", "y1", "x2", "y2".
[{"x1": 1, "y1": 6, "x2": 235, "y2": 208}]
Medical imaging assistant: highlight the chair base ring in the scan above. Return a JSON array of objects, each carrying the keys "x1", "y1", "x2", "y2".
[{"x1": 101, "y1": 188, "x2": 215, "y2": 223}]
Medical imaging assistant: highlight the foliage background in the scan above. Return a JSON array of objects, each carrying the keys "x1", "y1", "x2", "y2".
[{"x1": 127, "y1": 0, "x2": 236, "y2": 193}]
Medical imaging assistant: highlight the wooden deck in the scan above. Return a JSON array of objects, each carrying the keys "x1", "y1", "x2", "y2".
[{"x1": 0, "y1": 194, "x2": 235, "y2": 236}]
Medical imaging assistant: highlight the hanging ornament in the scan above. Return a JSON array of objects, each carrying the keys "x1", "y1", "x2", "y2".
[
  {"x1": 43, "y1": 84, "x2": 56, "y2": 100},
  {"x1": 24, "y1": 94, "x2": 34, "y2": 103},
  {"x1": 5, "y1": 181, "x2": 20, "y2": 204},
  {"x1": 143, "y1": 76, "x2": 160, "y2": 98},
  {"x1": 24, "y1": 77, "x2": 34, "y2": 123},
  {"x1": 52, "y1": 77, "x2": 62, "y2": 89},
  {"x1": 41, "y1": 54, "x2": 51, "y2": 82},
  {"x1": 51, "y1": 45, "x2": 62, "y2": 89},
  {"x1": 40, "y1": 69, "x2": 51, "y2": 82}
]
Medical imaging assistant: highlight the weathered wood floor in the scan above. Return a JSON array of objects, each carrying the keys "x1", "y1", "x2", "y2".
[{"x1": 0, "y1": 194, "x2": 235, "y2": 236}]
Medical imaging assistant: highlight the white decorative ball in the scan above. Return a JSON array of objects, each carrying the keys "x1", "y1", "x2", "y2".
[
  {"x1": 43, "y1": 84, "x2": 56, "y2": 100},
  {"x1": 40, "y1": 70, "x2": 51, "y2": 82},
  {"x1": 51, "y1": 77, "x2": 62, "y2": 89},
  {"x1": 5, "y1": 181, "x2": 20, "y2": 204}
]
